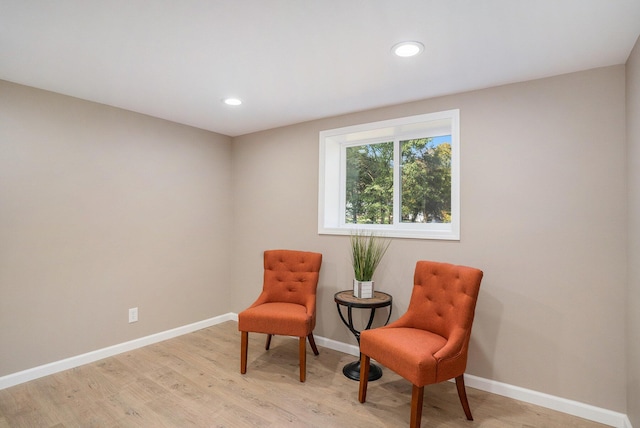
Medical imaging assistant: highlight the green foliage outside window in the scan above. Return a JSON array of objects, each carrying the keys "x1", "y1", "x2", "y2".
[
  {"x1": 401, "y1": 138, "x2": 451, "y2": 223},
  {"x1": 346, "y1": 142, "x2": 394, "y2": 224},
  {"x1": 345, "y1": 137, "x2": 451, "y2": 225}
]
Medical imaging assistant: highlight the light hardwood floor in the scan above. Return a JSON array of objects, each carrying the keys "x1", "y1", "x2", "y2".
[{"x1": 0, "y1": 321, "x2": 608, "y2": 427}]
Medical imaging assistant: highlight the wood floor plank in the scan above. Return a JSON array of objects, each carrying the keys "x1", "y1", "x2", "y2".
[
  {"x1": 0, "y1": 383, "x2": 63, "y2": 427},
  {"x1": 0, "y1": 321, "x2": 610, "y2": 427}
]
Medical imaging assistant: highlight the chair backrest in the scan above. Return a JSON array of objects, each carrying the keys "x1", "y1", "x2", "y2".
[
  {"x1": 404, "y1": 261, "x2": 483, "y2": 341},
  {"x1": 262, "y1": 249, "x2": 322, "y2": 306}
]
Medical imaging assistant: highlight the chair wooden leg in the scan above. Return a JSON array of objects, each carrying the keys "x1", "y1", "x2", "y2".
[
  {"x1": 410, "y1": 385, "x2": 424, "y2": 428},
  {"x1": 240, "y1": 331, "x2": 248, "y2": 374},
  {"x1": 358, "y1": 354, "x2": 370, "y2": 403},
  {"x1": 455, "y1": 374, "x2": 473, "y2": 420},
  {"x1": 307, "y1": 333, "x2": 319, "y2": 355},
  {"x1": 265, "y1": 334, "x2": 272, "y2": 350},
  {"x1": 299, "y1": 337, "x2": 306, "y2": 382}
]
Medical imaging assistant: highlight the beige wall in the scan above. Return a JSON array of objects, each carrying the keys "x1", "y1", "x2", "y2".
[
  {"x1": 0, "y1": 80, "x2": 233, "y2": 376},
  {"x1": 231, "y1": 66, "x2": 628, "y2": 412},
  {"x1": 626, "y1": 35, "x2": 640, "y2": 427}
]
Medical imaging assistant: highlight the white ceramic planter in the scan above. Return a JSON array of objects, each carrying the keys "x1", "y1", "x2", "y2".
[{"x1": 353, "y1": 279, "x2": 374, "y2": 298}]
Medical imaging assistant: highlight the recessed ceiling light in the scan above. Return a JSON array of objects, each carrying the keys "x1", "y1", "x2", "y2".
[
  {"x1": 223, "y1": 97, "x2": 242, "y2": 106},
  {"x1": 392, "y1": 41, "x2": 424, "y2": 57}
]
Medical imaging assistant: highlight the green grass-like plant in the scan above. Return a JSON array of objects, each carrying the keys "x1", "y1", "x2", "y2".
[{"x1": 350, "y1": 230, "x2": 391, "y2": 281}]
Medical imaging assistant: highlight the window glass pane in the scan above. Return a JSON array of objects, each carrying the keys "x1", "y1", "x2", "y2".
[
  {"x1": 400, "y1": 136, "x2": 452, "y2": 223},
  {"x1": 345, "y1": 142, "x2": 394, "y2": 224}
]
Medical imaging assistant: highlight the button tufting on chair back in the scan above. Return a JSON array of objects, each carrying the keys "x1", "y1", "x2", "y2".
[
  {"x1": 262, "y1": 250, "x2": 321, "y2": 307},
  {"x1": 404, "y1": 261, "x2": 481, "y2": 342}
]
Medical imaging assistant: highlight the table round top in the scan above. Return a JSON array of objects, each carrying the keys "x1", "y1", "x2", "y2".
[{"x1": 334, "y1": 290, "x2": 392, "y2": 308}]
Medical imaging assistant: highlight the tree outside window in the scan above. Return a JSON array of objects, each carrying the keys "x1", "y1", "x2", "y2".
[
  {"x1": 400, "y1": 137, "x2": 451, "y2": 224},
  {"x1": 345, "y1": 142, "x2": 394, "y2": 224}
]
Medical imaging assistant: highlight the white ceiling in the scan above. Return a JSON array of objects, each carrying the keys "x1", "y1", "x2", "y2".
[{"x1": 2, "y1": 1, "x2": 640, "y2": 137}]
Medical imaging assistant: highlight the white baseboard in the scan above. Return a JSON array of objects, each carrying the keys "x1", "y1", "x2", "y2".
[
  {"x1": 626, "y1": 415, "x2": 635, "y2": 428},
  {"x1": 0, "y1": 314, "x2": 632, "y2": 428},
  {"x1": 461, "y1": 374, "x2": 631, "y2": 428},
  {"x1": 314, "y1": 335, "x2": 359, "y2": 357},
  {"x1": 0, "y1": 312, "x2": 237, "y2": 390}
]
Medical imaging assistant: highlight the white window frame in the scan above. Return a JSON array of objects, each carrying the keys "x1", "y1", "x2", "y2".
[{"x1": 318, "y1": 110, "x2": 460, "y2": 240}]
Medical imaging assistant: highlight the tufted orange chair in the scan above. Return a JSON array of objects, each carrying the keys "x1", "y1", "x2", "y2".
[
  {"x1": 358, "y1": 260, "x2": 483, "y2": 427},
  {"x1": 238, "y1": 249, "x2": 323, "y2": 382}
]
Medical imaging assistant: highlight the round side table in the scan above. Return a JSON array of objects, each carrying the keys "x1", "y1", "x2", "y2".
[{"x1": 334, "y1": 290, "x2": 392, "y2": 381}]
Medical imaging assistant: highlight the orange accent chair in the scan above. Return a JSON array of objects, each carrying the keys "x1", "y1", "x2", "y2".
[
  {"x1": 358, "y1": 260, "x2": 483, "y2": 427},
  {"x1": 238, "y1": 249, "x2": 323, "y2": 382}
]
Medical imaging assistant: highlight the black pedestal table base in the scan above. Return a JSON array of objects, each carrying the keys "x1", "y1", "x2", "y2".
[{"x1": 342, "y1": 359, "x2": 383, "y2": 381}]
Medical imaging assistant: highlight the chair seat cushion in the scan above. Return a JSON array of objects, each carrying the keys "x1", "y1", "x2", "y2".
[
  {"x1": 360, "y1": 327, "x2": 447, "y2": 386},
  {"x1": 238, "y1": 302, "x2": 312, "y2": 337}
]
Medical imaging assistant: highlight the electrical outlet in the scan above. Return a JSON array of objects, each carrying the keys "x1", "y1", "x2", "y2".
[{"x1": 128, "y1": 307, "x2": 138, "y2": 323}]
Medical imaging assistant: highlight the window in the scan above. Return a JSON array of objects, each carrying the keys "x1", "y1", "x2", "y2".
[{"x1": 318, "y1": 110, "x2": 460, "y2": 240}]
